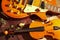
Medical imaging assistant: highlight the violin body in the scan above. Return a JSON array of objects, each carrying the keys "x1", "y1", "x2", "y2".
[
  {"x1": 29, "y1": 19, "x2": 60, "y2": 40},
  {"x1": 51, "y1": 19, "x2": 60, "y2": 40},
  {"x1": 29, "y1": 21, "x2": 45, "y2": 39}
]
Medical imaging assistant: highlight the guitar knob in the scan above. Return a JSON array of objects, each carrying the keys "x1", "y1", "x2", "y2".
[
  {"x1": 4, "y1": 30, "x2": 9, "y2": 35},
  {"x1": 19, "y1": 23, "x2": 25, "y2": 28},
  {"x1": 0, "y1": 18, "x2": 6, "y2": 25},
  {"x1": 16, "y1": 27, "x2": 21, "y2": 30},
  {"x1": 10, "y1": 25, "x2": 15, "y2": 29}
]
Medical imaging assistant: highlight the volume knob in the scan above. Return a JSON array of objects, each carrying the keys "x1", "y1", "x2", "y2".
[{"x1": 19, "y1": 23, "x2": 25, "y2": 28}]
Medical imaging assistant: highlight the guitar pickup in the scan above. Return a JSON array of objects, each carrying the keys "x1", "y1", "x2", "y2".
[{"x1": 40, "y1": 1, "x2": 45, "y2": 9}]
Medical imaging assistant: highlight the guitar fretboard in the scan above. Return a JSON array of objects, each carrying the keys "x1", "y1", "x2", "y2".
[{"x1": 45, "y1": 3, "x2": 60, "y2": 13}]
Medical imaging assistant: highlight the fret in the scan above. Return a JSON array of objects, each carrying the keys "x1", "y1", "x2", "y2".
[
  {"x1": 50, "y1": 5, "x2": 54, "y2": 11},
  {"x1": 45, "y1": 1, "x2": 60, "y2": 13},
  {"x1": 53, "y1": 7, "x2": 59, "y2": 13},
  {"x1": 45, "y1": 3, "x2": 48, "y2": 9},
  {"x1": 41, "y1": 1, "x2": 60, "y2": 14},
  {"x1": 46, "y1": 4, "x2": 51, "y2": 9},
  {"x1": 47, "y1": 5, "x2": 51, "y2": 10},
  {"x1": 57, "y1": 8, "x2": 60, "y2": 13},
  {"x1": 53, "y1": 7, "x2": 57, "y2": 12},
  {"x1": 45, "y1": 3, "x2": 60, "y2": 13}
]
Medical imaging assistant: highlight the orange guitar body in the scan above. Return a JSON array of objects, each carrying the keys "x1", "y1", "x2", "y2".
[
  {"x1": 1, "y1": 0, "x2": 28, "y2": 18},
  {"x1": 29, "y1": 19, "x2": 60, "y2": 40},
  {"x1": 1, "y1": 0, "x2": 57, "y2": 19}
]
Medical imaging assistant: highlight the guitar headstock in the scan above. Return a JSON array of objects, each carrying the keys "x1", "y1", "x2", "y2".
[{"x1": 1, "y1": 0, "x2": 28, "y2": 18}]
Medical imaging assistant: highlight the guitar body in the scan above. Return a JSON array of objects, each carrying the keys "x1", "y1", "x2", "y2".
[
  {"x1": 1, "y1": 0, "x2": 57, "y2": 19},
  {"x1": 1, "y1": 0, "x2": 28, "y2": 18},
  {"x1": 29, "y1": 19, "x2": 60, "y2": 40},
  {"x1": 24, "y1": 0, "x2": 57, "y2": 20}
]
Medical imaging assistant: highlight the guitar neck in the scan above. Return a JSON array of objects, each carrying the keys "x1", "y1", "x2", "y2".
[{"x1": 45, "y1": 3, "x2": 60, "y2": 14}]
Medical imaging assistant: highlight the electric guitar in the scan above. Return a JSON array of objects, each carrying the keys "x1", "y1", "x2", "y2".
[
  {"x1": 24, "y1": 0, "x2": 60, "y2": 20},
  {"x1": 1, "y1": 0, "x2": 58, "y2": 19},
  {"x1": 24, "y1": 0, "x2": 58, "y2": 13},
  {"x1": 29, "y1": 19, "x2": 60, "y2": 40}
]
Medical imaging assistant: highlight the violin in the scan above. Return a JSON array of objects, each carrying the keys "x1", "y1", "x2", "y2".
[
  {"x1": 1, "y1": 0, "x2": 58, "y2": 19},
  {"x1": 29, "y1": 19, "x2": 60, "y2": 40},
  {"x1": 0, "y1": 19, "x2": 60, "y2": 40}
]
